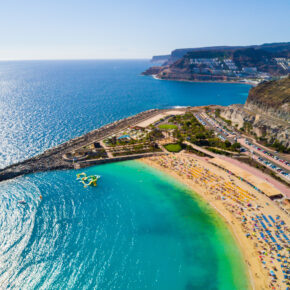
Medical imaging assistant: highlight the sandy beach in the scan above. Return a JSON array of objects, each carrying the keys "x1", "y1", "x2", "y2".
[{"x1": 140, "y1": 153, "x2": 290, "y2": 290}]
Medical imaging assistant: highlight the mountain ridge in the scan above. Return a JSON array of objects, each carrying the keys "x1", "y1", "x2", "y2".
[
  {"x1": 144, "y1": 42, "x2": 290, "y2": 83},
  {"x1": 151, "y1": 42, "x2": 290, "y2": 64}
]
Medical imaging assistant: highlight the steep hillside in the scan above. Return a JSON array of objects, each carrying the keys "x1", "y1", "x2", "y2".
[
  {"x1": 145, "y1": 42, "x2": 290, "y2": 82},
  {"x1": 150, "y1": 42, "x2": 290, "y2": 64},
  {"x1": 246, "y1": 76, "x2": 290, "y2": 120},
  {"x1": 151, "y1": 55, "x2": 170, "y2": 64},
  {"x1": 221, "y1": 77, "x2": 290, "y2": 147}
]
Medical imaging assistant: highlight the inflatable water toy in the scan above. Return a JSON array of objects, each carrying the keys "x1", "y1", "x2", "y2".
[{"x1": 76, "y1": 173, "x2": 101, "y2": 188}]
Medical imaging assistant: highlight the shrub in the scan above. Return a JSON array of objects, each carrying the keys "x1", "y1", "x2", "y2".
[
  {"x1": 158, "y1": 124, "x2": 178, "y2": 130},
  {"x1": 164, "y1": 143, "x2": 183, "y2": 153}
]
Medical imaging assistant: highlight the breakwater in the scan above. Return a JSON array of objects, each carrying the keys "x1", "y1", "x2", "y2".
[
  {"x1": 0, "y1": 109, "x2": 163, "y2": 182},
  {"x1": 75, "y1": 152, "x2": 166, "y2": 168}
]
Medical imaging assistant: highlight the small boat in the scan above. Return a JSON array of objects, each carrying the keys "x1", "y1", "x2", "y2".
[{"x1": 18, "y1": 200, "x2": 26, "y2": 205}]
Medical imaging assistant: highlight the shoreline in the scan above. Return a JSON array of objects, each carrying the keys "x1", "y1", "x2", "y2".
[
  {"x1": 0, "y1": 109, "x2": 163, "y2": 182},
  {"x1": 139, "y1": 155, "x2": 283, "y2": 290},
  {"x1": 151, "y1": 74, "x2": 256, "y2": 86}
]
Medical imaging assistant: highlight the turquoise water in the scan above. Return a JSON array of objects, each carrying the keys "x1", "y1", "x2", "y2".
[
  {"x1": 0, "y1": 161, "x2": 248, "y2": 289},
  {"x1": 0, "y1": 60, "x2": 250, "y2": 289}
]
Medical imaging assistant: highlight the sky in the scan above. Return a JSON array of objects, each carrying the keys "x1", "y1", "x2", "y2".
[{"x1": 0, "y1": 0, "x2": 289, "y2": 60}]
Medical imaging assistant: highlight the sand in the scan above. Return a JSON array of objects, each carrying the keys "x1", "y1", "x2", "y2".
[
  {"x1": 136, "y1": 110, "x2": 185, "y2": 128},
  {"x1": 140, "y1": 153, "x2": 290, "y2": 290}
]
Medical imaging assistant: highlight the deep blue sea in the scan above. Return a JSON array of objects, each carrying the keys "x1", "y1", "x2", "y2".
[
  {"x1": 0, "y1": 60, "x2": 250, "y2": 168},
  {"x1": 0, "y1": 60, "x2": 250, "y2": 289}
]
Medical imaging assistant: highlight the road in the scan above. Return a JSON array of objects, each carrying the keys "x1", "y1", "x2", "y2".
[
  {"x1": 183, "y1": 141, "x2": 290, "y2": 198},
  {"x1": 195, "y1": 112, "x2": 290, "y2": 183}
]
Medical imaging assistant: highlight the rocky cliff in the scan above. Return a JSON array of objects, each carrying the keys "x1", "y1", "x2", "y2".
[
  {"x1": 151, "y1": 55, "x2": 170, "y2": 64},
  {"x1": 245, "y1": 76, "x2": 290, "y2": 121},
  {"x1": 142, "y1": 66, "x2": 163, "y2": 76},
  {"x1": 150, "y1": 42, "x2": 290, "y2": 66},
  {"x1": 221, "y1": 77, "x2": 290, "y2": 147},
  {"x1": 144, "y1": 42, "x2": 290, "y2": 82}
]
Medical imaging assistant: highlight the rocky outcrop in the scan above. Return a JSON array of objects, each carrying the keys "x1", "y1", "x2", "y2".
[
  {"x1": 144, "y1": 43, "x2": 290, "y2": 82},
  {"x1": 221, "y1": 104, "x2": 289, "y2": 146},
  {"x1": 221, "y1": 101, "x2": 289, "y2": 148},
  {"x1": 151, "y1": 55, "x2": 170, "y2": 64},
  {"x1": 150, "y1": 42, "x2": 290, "y2": 66},
  {"x1": 220, "y1": 76, "x2": 290, "y2": 148},
  {"x1": 221, "y1": 104, "x2": 252, "y2": 129},
  {"x1": 142, "y1": 66, "x2": 163, "y2": 76},
  {"x1": 245, "y1": 76, "x2": 290, "y2": 121},
  {"x1": 143, "y1": 57, "x2": 237, "y2": 82}
]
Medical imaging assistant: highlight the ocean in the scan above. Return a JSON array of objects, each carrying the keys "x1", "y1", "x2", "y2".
[{"x1": 0, "y1": 60, "x2": 250, "y2": 289}]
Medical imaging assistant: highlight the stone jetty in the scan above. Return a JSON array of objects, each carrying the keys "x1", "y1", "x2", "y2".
[{"x1": 0, "y1": 109, "x2": 163, "y2": 182}]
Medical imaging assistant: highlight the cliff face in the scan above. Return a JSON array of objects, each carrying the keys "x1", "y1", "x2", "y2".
[
  {"x1": 142, "y1": 66, "x2": 163, "y2": 76},
  {"x1": 144, "y1": 56, "x2": 236, "y2": 82},
  {"x1": 245, "y1": 76, "x2": 290, "y2": 121},
  {"x1": 150, "y1": 42, "x2": 290, "y2": 66},
  {"x1": 144, "y1": 42, "x2": 290, "y2": 82},
  {"x1": 151, "y1": 55, "x2": 170, "y2": 64},
  {"x1": 221, "y1": 105, "x2": 289, "y2": 147},
  {"x1": 221, "y1": 77, "x2": 290, "y2": 147}
]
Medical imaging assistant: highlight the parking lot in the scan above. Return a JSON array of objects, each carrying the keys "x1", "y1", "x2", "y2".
[{"x1": 195, "y1": 112, "x2": 290, "y2": 182}]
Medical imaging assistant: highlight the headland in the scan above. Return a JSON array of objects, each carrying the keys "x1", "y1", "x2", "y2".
[{"x1": 144, "y1": 42, "x2": 290, "y2": 84}]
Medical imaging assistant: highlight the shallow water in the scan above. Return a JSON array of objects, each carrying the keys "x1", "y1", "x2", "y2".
[
  {"x1": 0, "y1": 60, "x2": 250, "y2": 289},
  {"x1": 0, "y1": 161, "x2": 248, "y2": 289}
]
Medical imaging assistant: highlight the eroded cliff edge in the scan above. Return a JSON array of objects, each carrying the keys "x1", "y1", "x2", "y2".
[
  {"x1": 221, "y1": 76, "x2": 290, "y2": 147},
  {"x1": 143, "y1": 42, "x2": 290, "y2": 83}
]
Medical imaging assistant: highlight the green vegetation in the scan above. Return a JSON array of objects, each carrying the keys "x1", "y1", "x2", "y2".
[
  {"x1": 224, "y1": 119, "x2": 232, "y2": 126},
  {"x1": 112, "y1": 143, "x2": 161, "y2": 157},
  {"x1": 166, "y1": 113, "x2": 241, "y2": 152},
  {"x1": 148, "y1": 128, "x2": 164, "y2": 140},
  {"x1": 86, "y1": 149, "x2": 108, "y2": 159},
  {"x1": 215, "y1": 108, "x2": 221, "y2": 117},
  {"x1": 185, "y1": 146, "x2": 211, "y2": 157},
  {"x1": 164, "y1": 143, "x2": 183, "y2": 153},
  {"x1": 194, "y1": 138, "x2": 241, "y2": 152},
  {"x1": 241, "y1": 121, "x2": 253, "y2": 133},
  {"x1": 75, "y1": 148, "x2": 108, "y2": 160},
  {"x1": 231, "y1": 142, "x2": 242, "y2": 150},
  {"x1": 215, "y1": 109, "x2": 232, "y2": 126},
  {"x1": 170, "y1": 113, "x2": 213, "y2": 141},
  {"x1": 206, "y1": 147, "x2": 233, "y2": 156},
  {"x1": 158, "y1": 124, "x2": 178, "y2": 130},
  {"x1": 266, "y1": 139, "x2": 290, "y2": 154}
]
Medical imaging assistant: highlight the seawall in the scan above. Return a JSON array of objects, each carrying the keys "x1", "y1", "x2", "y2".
[{"x1": 0, "y1": 109, "x2": 163, "y2": 182}]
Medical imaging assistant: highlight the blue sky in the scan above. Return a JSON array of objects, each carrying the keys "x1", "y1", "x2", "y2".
[{"x1": 0, "y1": 0, "x2": 289, "y2": 59}]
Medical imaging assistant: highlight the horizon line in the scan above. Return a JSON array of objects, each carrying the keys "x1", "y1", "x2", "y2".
[{"x1": 0, "y1": 57, "x2": 152, "y2": 62}]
